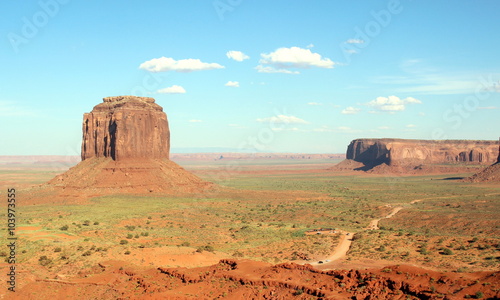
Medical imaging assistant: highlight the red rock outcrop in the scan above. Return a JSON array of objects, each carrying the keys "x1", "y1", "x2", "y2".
[
  {"x1": 81, "y1": 96, "x2": 170, "y2": 161},
  {"x1": 9, "y1": 260, "x2": 500, "y2": 299},
  {"x1": 344, "y1": 138, "x2": 498, "y2": 171},
  {"x1": 467, "y1": 138, "x2": 500, "y2": 182},
  {"x1": 45, "y1": 96, "x2": 214, "y2": 198}
]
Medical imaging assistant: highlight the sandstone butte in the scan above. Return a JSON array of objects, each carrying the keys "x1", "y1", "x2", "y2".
[
  {"x1": 467, "y1": 139, "x2": 500, "y2": 182},
  {"x1": 333, "y1": 138, "x2": 499, "y2": 172},
  {"x1": 81, "y1": 95, "x2": 170, "y2": 161},
  {"x1": 48, "y1": 96, "x2": 214, "y2": 195}
]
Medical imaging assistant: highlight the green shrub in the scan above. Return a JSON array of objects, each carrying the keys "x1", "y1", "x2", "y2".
[
  {"x1": 442, "y1": 248, "x2": 453, "y2": 255},
  {"x1": 60, "y1": 225, "x2": 69, "y2": 231},
  {"x1": 120, "y1": 240, "x2": 128, "y2": 245},
  {"x1": 196, "y1": 245, "x2": 214, "y2": 253},
  {"x1": 38, "y1": 256, "x2": 52, "y2": 266}
]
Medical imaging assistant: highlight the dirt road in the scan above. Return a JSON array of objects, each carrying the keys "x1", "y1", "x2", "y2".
[
  {"x1": 308, "y1": 231, "x2": 353, "y2": 266},
  {"x1": 366, "y1": 206, "x2": 403, "y2": 230},
  {"x1": 308, "y1": 205, "x2": 405, "y2": 267}
]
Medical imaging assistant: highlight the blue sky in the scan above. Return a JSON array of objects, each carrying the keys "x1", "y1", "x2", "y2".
[{"x1": 1, "y1": 0, "x2": 499, "y2": 155}]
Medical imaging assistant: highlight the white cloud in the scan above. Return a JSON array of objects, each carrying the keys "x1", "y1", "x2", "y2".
[
  {"x1": 272, "y1": 127, "x2": 302, "y2": 132},
  {"x1": 226, "y1": 50, "x2": 250, "y2": 62},
  {"x1": 139, "y1": 57, "x2": 224, "y2": 72},
  {"x1": 256, "y1": 115, "x2": 309, "y2": 124},
  {"x1": 255, "y1": 65, "x2": 299, "y2": 74},
  {"x1": 366, "y1": 95, "x2": 422, "y2": 112},
  {"x1": 406, "y1": 124, "x2": 417, "y2": 128},
  {"x1": 306, "y1": 43, "x2": 314, "y2": 48},
  {"x1": 346, "y1": 39, "x2": 364, "y2": 44},
  {"x1": 225, "y1": 81, "x2": 240, "y2": 87},
  {"x1": 341, "y1": 106, "x2": 361, "y2": 115},
  {"x1": 189, "y1": 119, "x2": 202, "y2": 123},
  {"x1": 258, "y1": 46, "x2": 335, "y2": 71},
  {"x1": 378, "y1": 126, "x2": 391, "y2": 130},
  {"x1": 157, "y1": 85, "x2": 186, "y2": 94},
  {"x1": 307, "y1": 102, "x2": 322, "y2": 106},
  {"x1": 478, "y1": 106, "x2": 499, "y2": 110}
]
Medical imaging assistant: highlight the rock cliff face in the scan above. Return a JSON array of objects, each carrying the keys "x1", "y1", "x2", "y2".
[
  {"x1": 81, "y1": 96, "x2": 170, "y2": 161},
  {"x1": 466, "y1": 138, "x2": 500, "y2": 182},
  {"x1": 46, "y1": 96, "x2": 214, "y2": 197},
  {"x1": 346, "y1": 138, "x2": 498, "y2": 168}
]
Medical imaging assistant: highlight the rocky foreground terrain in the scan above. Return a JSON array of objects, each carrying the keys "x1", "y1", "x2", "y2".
[{"x1": 6, "y1": 259, "x2": 499, "y2": 299}]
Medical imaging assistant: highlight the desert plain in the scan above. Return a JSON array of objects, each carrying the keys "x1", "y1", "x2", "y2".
[{"x1": 0, "y1": 151, "x2": 499, "y2": 299}]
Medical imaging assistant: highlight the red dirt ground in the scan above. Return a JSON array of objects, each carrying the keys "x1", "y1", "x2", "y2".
[{"x1": 3, "y1": 259, "x2": 499, "y2": 299}]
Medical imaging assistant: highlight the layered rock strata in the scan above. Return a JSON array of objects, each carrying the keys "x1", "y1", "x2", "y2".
[
  {"x1": 81, "y1": 96, "x2": 170, "y2": 161},
  {"x1": 346, "y1": 138, "x2": 498, "y2": 168}
]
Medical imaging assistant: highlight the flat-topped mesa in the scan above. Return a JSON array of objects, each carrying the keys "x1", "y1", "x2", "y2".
[
  {"x1": 346, "y1": 138, "x2": 498, "y2": 168},
  {"x1": 81, "y1": 96, "x2": 170, "y2": 161}
]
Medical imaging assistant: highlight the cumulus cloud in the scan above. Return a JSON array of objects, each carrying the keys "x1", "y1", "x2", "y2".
[
  {"x1": 346, "y1": 39, "x2": 365, "y2": 44},
  {"x1": 341, "y1": 106, "x2": 361, "y2": 115},
  {"x1": 226, "y1": 50, "x2": 250, "y2": 62},
  {"x1": 366, "y1": 95, "x2": 422, "y2": 112},
  {"x1": 225, "y1": 81, "x2": 240, "y2": 87},
  {"x1": 157, "y1": 85, "x2": 186, "y2": 94},
  {"x1": 256, "y1": 46, "x2": 335, "y2": 72},
  {"x1": 189, "y1": 119, "x2": 202, "y2": 123},
  {"x1": 256, "y1": 115, "x2": 309, "y2": 124},
  {"x1": 406, "y1": 124, "x2": 417, "y2": 128},
  {"x1": 271, "y1": 127, "x2": 303, "y2": 132},
  {"x1": 139, "y1": 57, "x2": 224, "y2": 72},
  {"x1": 255, "y1": 65, "x2": 299, "y2": 74}
]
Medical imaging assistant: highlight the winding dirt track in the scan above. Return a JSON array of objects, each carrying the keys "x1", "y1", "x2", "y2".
[
  {"x1": 308, "y1": 231, "x2": 353, "y2": 266},
  {"x1": 366, "y1": 206, "x2": 403, "y2": 230},
  {"x1": 305, "y1": 191, "x2": 500, "y2": 267},
  {"x1": 310, "y1": 205, "x2": 405, "y2": 268}
]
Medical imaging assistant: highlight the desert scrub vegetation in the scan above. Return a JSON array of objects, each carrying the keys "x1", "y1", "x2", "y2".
[
  {"x1": 348, "y1": 228, "x2": 499, "y2": 271},
  {"x1": 7, "y1": 161, "x2": 499, "y2": 269}
]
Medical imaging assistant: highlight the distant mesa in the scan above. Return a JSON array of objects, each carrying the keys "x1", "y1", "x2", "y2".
[
  {"x1": 48, "y1": 96, "x2": 214, "y2": 195},
  {"x1": 466, "y1": 138, "x2": 500, "y2": 182},
  {"x1": 332, "y1": 138, "x2": 498, "y2": 173}
]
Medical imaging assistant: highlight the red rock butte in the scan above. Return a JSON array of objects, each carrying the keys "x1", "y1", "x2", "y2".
[
  {"x1": 81, "y1": 95, "x2": 170, "y2": 161},
  {"x1": 48, "y1": 96, "x2": 214, "y2": 195}
]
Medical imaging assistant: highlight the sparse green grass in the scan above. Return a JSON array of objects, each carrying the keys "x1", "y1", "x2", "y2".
[{"x1": 1, "y1": 159, "x2": 498, "y2": 272}]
